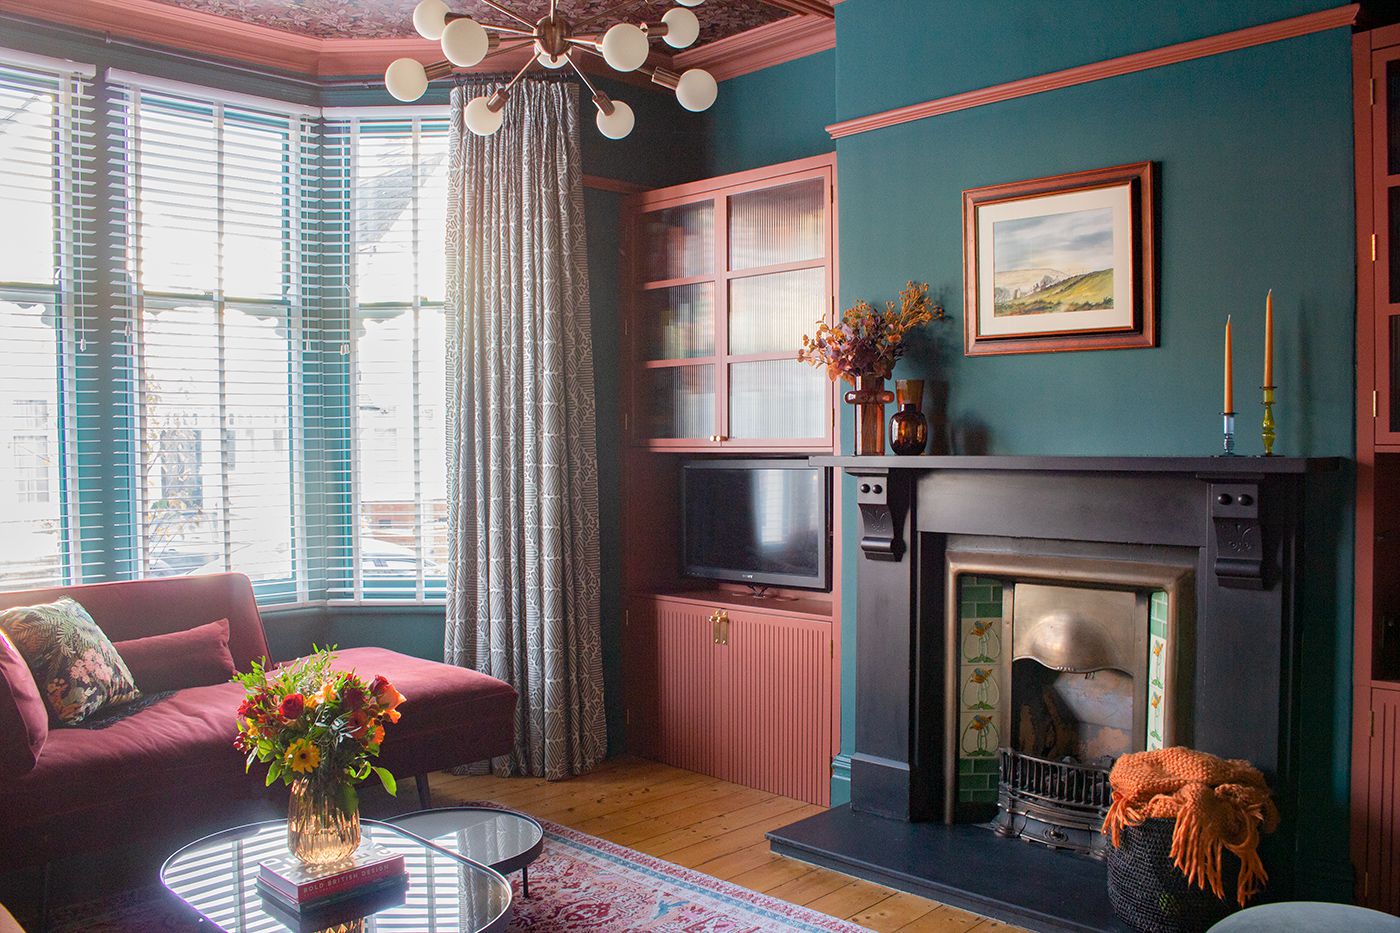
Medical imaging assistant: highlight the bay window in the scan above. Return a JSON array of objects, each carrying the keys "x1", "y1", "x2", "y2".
[
  {"x1": 0, "y1": 58, "x2": 451, "y2": 606},
  {"x1": 0, "y1": 56, "x2": 93, "y2": 589}
]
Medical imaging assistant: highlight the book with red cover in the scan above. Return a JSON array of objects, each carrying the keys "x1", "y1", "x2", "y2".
[{"x1": 258, "y1": 840, "x2": 406, "y2": 907}]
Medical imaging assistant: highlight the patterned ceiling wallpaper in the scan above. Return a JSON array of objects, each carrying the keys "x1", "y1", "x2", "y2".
[{"x1": 150, "y1": 0, "x2": 790, "y2": 43}]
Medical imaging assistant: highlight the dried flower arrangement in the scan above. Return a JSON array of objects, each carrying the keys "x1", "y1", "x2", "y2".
[{"x1": 797, "y1": 281, "x2": 945, "y2": 384}]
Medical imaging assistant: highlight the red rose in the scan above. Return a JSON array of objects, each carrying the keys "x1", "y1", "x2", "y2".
[
  {"x1": 237, "y1": 698, "x2": 254, "y2": 718},
  {"x1": 342, "y1": 685, "x2": 366, "y2": 712},
  {"x1": 279, "y1": 693, "x2": 306, "y2": 720},
  {"x1": 370, "y1": 675, "x2": 390, "y2": 697}
]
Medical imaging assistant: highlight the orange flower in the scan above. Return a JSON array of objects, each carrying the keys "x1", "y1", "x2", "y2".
[
  {"x1": 368, "y1": 723, "x2": 385, "y2": 746},
  {"x1": 347, "y1": 709, "x2": 370, "y2": 739},
  {"x1": 384, "y1": 707, "x2": 401, "y2": 724}
]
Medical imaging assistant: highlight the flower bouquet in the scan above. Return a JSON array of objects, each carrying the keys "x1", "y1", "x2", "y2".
[
  {"x1": 798, "y1": 281, "x2": 943, "y2": 454},
  {"x1": 234, "y1": 648, "x2": 404, "y2": 865}
]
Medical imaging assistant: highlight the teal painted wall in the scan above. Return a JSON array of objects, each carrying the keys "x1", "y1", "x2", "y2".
[
  {"x1": 831, "y1": 0, "x2": 1356, "y2": 894},
  {"x1": 703, "y1": 49, "x2": 836, "y2": 177}
]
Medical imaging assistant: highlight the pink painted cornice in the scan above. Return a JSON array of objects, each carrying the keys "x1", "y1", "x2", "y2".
[{"x1": 1, "y1": 0, "x2": 838, "y2": 81}]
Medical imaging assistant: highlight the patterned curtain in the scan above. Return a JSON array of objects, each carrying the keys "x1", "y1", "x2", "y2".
[{"x1": 444, "y1": 77, "x2": 606, "y2": 779}]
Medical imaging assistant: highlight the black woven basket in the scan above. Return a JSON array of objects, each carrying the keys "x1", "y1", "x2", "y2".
[{"x1": 1106, "y1": 818, "x2": 1244, "y2": 933}]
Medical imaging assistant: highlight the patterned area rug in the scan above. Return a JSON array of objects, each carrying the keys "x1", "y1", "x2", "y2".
[{"x1": 50, "y1": 814, "x2": 869, "y2": 932}]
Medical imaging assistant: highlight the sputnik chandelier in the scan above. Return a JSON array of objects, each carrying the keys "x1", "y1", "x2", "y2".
[{"x1": 384, "y1": 0, "x2": 718, "y2": 140}]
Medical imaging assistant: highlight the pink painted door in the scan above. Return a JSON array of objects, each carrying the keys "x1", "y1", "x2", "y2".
[
  {"x1": 723, "y1": 608, "x2": 833, "y2": 805},
  {"x1": 1362, "y1": 684, "x2": 1400, "y2": 910},
  {"x1": 652, "y1": 599, "x2": 729, "y2": 778}
]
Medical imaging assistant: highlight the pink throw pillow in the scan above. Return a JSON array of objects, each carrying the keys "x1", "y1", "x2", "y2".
[
  {"x1": 114, "y1": 618, "x2": 237, "y2": 693},
  {"x1": 0, "y1": 627, "x2": 48, "y2": 777}
]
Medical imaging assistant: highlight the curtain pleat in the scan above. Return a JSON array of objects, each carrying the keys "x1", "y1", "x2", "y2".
[{"x1": 444, "y1": 78, "x2": 606, "y2": 779}]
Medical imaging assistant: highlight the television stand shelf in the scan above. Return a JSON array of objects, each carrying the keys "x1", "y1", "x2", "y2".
[{"x1": 655, "y1": 588, "x2": 834, "y2": 623}]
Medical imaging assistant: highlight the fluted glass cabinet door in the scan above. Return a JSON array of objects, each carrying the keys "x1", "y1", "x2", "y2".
[
  {"x1": 642, "y1": 202, "x2": 714, "y2": 282},
  {"x1": 728, "y1": 359, "x2": 827, "y2": 440},
  {"x1": 728, "y1": 178, "x2": 825, "y2": 271},
  {"x1": 1376, "y1": 58, "x2": 1400, "y2": 444},
  {"x1": 642, "y1": 364, "x2": 715, "y2": 439},
  {"x1": 728, "y1": 267, "x2": 824, "y2": 357},
  {"x1": 626, "y1": 156, "x2": 835, "y2": 449},
  {"x1": 642, "y1": 283, "x2": 715, "y2": 361}
]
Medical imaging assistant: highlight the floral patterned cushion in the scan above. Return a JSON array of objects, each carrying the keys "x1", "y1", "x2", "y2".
[{"x1": 0, "y1": 597, "x2": 141, "y2": 725}]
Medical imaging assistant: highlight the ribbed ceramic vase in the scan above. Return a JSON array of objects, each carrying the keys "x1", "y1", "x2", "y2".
[{"x1": 287, "y1": 778, "x2": 360, "y2": 865}]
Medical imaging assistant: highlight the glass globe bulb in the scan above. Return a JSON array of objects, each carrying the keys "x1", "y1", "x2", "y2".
[
  {"x1": 441, "y1": 17, "x2": 489, "y2": 67},
  {"x1": 660, "y1": 8, "x2": 699, "y2": 49},
  {"x1": 595, "y1": 100, "x2": 635, "y2": 139},
  {"x1": 412, "y1": 0, "x2": 449, "y2": 40},
  {"x1": 601, "y1": 23, "x2": 649, "y2": 73},
  {"x1": 385, "y1": 58, "x2": 429, "y2": 102},
  {"x1": 465, "y1": 95, "x2": 505, "y2": 136},
  {"x1": 535, "y1": 41, "x2": 570, "y2": 69},
  {"x1": 675, "y1": 68, "x2": 717, "y2": 112}
]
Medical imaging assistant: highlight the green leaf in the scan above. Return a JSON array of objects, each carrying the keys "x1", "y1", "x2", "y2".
[
  {"x1": 265, "y1": 762, "x2": 280, "y2": 787},
  {"x1": 374, "y1": 767, "x2": 398, "y2": 797},
  {"x1": 339, "y1": 782, "x2": 358, "y2": 814}
]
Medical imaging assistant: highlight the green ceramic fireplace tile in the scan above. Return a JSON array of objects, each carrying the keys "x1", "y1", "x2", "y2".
[
  {"x1": 971, "y1": 757, "x2": 1000, "y2": 775},
  {"x1": 1150, "y1": 590, "x2": 1169, "y2": 639}
]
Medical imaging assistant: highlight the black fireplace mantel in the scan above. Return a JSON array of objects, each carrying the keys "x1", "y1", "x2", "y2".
[
  {"x1": 766, "y1": 454, "x2": 1342, "y2": 932},
  {"x1": 813, "y1": 454, "x2": 1340, "y2": 474},
  {"x1": 814, "y1": 455, "x2": 1339, "y2": 589}
]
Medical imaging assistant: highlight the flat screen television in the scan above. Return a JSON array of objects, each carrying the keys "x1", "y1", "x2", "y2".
[{"x1": 681, "y1": 459, "x2": 830, "y2": 591}]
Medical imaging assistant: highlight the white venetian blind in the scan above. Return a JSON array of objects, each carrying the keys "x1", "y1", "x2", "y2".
[
  {"x1": 108, "y1": 75, "x2": 316, "y2": 602},
  {"x1": 0, "y1": 53, "x2": 95, "y2": 589},
  {"x1": 320, "y1": 112, "x2": 449, "y2": 602}
]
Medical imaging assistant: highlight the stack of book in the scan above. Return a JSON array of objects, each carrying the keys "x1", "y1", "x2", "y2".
[{"x1": 256, "y1": 841, "x2": 408, "y2": 927}]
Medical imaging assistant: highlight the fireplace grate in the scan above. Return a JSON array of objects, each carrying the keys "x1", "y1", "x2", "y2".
[{"x1": 992, "y1": 748, "x2": 1114, "y2": 859}]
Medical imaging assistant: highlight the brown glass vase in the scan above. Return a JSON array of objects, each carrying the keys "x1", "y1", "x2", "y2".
[
  {"x1": 890, "y1": 379, "x2": 928, "y2": 456},
  {"x1": 843, "y1": 374, "x2": 895, "y2": 456},
  {"x1": 287, "y1": 778, "x2": 360, "y2": 866}
]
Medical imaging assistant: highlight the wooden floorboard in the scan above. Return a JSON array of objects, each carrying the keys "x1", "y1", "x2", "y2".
[{"x1": 432, "y1": 755, "x2": 1026, "y2": 932}]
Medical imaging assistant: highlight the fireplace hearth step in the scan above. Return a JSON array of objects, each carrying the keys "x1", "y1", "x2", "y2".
[{"x1": 767, "y1": 804, "x2": 1128, "y2": 933}]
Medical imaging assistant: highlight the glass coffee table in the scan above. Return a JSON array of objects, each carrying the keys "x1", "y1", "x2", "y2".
[
  {"x1": 161, "y1": 819, "x2": 512, "y2": 932},
  {"x1": 388, "y1": 807, "x2": 545, "y2": 898}
]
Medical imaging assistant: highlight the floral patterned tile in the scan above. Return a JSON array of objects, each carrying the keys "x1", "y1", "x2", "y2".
[{"x1": 148, "y1": 0, "x2": 792, "y2": 43}]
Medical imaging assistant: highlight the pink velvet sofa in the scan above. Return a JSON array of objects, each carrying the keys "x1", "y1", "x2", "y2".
[{"x1": 0, "y1": 573, "x2": 516, "y2": 871}]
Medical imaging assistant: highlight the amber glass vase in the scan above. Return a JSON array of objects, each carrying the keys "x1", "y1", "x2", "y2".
[
  {"x1": 843, "y1": 374, "x2": 895, "y2": 456},
  {"x1": 890, "y1": 379, "x2": 928, "y2": 455},
  {"x1": 287, "y1": 778, "x2": 360, "y2": 865}
]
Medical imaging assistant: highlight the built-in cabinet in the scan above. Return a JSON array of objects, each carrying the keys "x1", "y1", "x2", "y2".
[
  {"x1": 626, "y1": 595, "x2": 834, "y2": 805},
  {"x1": 624, "y1": 157, "x2": 836, "y2": 450},
  {"x1": 620, "y1": 155, "x2": 841, "y2": 807},
  {"x1": 1352, "y1": 24, "x2": 1400, "y2": 914}
]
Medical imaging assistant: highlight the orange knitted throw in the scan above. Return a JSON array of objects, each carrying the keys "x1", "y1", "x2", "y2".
[{"x1": 1102, "y1": 748, "x2": 1279, "y2": 907}]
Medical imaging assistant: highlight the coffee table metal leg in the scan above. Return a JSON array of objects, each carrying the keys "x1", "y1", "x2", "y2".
[{"x1": 522, "y1": 867, "x2": 529, "y2": 899}]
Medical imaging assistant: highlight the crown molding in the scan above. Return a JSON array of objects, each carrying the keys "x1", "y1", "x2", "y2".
[
  {"x1": 1, "y1": 0, "x2": 837, "y2": 83},
  {"x1": 827, "y1": 3, "x2": 1359, "y2": 139},
  {"x1": 673, "y1": 13, "x2": 835, "y2": 81}
]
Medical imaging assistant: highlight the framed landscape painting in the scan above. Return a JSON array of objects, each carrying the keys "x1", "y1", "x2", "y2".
[{"x1": 963, "y1": 162, "x2": 1156, "y2": 356}]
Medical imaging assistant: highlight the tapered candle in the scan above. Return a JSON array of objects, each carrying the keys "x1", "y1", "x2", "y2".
[
  {"x1": 1224, "y1": 315, "x2": 1233, "y2": 412},
  {"x1": 1264, "y1": 289, "x2": 1274, "y2": 387}
]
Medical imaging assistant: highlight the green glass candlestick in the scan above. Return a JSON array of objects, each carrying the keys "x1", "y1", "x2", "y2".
[{"x1": 1261, "y1": 385, "x2": 1277, "y2": 456}]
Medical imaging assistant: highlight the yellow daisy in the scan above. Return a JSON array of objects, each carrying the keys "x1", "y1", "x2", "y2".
[{"x1": 286, "y1": 739, "x2": 321, "y2": 774}]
